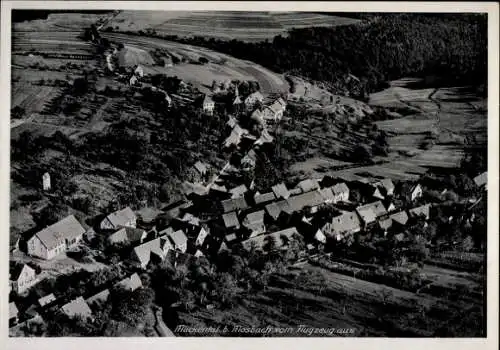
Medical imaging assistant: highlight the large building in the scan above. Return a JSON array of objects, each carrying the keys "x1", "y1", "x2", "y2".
[
  {"x1": 100, "y1": 207, "x2": 137, "y2": 230},
  {"x1": 27, "y1": 215, "x2": 86, "y2": 260}
]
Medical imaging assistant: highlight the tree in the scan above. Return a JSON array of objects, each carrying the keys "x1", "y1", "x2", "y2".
[
  {"x1": 353, "y1": 144, "x2": 373, "y2": 162},
  {"x1": 263, "y1": 235, "x2": 277, "y2": 252}
]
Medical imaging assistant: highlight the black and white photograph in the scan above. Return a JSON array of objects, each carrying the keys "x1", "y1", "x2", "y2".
[{"x1": 1, "y1": 0, "x2": 498, "y2": 343}]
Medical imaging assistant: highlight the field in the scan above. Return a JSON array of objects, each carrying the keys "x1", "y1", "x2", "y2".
[
  {"x1": 106, "y1": 11, "x2": 362, "y2": 42},
  {"x1": 13, "y1": 12, "x2": 110, "y2": 32},
  {"x1": 12, "y1": 31, "x2": 96, "y2": 56},
  {"x1": 102, "y1": 32, "x2": 289, "y2": 95}
]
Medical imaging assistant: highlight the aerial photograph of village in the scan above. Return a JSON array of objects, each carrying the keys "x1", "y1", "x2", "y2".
[{"x1": 7, "y1": 8, "x2": 488, "y2": 337}]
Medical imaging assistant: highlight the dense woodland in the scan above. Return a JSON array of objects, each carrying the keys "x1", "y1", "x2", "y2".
[{"x1": 138, "y1": 13, "x2": 487, "y2": 97}]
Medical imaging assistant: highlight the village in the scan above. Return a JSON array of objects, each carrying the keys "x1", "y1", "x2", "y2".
[{"x1": 8, "y1": 20, "x2": 489, "y2": 337}]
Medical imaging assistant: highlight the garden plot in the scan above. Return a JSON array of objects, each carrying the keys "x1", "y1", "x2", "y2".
[{"x1": 11, "y1": 84, "x2": 62, "y2": 114}]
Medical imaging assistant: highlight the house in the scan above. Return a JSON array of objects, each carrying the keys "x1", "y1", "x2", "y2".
[
  {"x1": 286, "y1": 190, "x2": 326, "y2": 214},
  {"x1": 134, "y1": 65, "x2": 144, "y2": 77},
  {"x1": 9, "y1": 302, "x2": 19, "y2": 326},
  {"x1": 42, "y1": 172, "x2": 51, "y2": 191},
  {"x1": 322, "y1": 212, "x2": 362, "y2": 240},
  {"x1": 265, "y1": 200, "x2": 292, "y2": 221},
  {"x1": 254, "y1": 191, "x2": 276, "y2": 205},
  {"x1": 222, "y1": 211, "x2": 240, "y2": 230},
  {"x1": 296, "y1": 179, "x2": 320, "y2": 193},
  {"x1": 86, "y1": 289, "x2": 110, "y2": 306},
  {"x1": 108, "y1": 226, "x2": 147, "y2": 245},
  {"x1": 229, "y1": 184, "x2": 248, "y2": 199},
  {"x1": 225, "y1": 233, "x2": 238, "y2": 243},
  {"x1": 233, "y1": 95, "x2": 243, "y2": 111},
  {"x1": 202, "y1": 95, "x2": 215, "y2": 115},
  {"x1": 218, "y1": 241, "x2": 229, "y2": 253},
  {"x1": 183, "y1": 181, "x2": 209, "y2": 197},
  {"x1": 224, "y1": 125, "x2": 248, "y2": 148},
  {"x1": 242, "y1": 210, "x2": 266, "y2": 237},
  {"x1": 242, "y1": 227, "x2": 299, "y2": 251},
  {"x1": 194, "y1": 226, "x2": 209, "y2": 246},
  {"x1": 319, "y1": 187, "x2": 335, "y2": 203},
  {"x1": 10, "y1": 263, "x2": 38, "y2": 295},
  {"x1": 100, "y1": 207, "x2": 136, "y2": 230},
  {"x1": 409, "y1": 204, "x2": 431, "y2": 220},
  {"x1": 38, "y1": 293, "x2": 57, "y2": 307},
  {"x1": 129, "y1": 75, "x2": 138, "y2": 86},
  {"x1": 60, "y1": 297, "x2": 92, "y2": 319},
  {"x1": 272, "y1": 183, "x2": 290, "y2": 199},
  {"x1": 244, "y1": 91, "x2": 264, "y2": 110},
  {"x1": 241, "y1": 149, "x2": 258, "y2": 169},
  {"x1": 314, "y1": 229, "x2": 327, "y2": 244},
  {"x1": 403, "y1": 183, "x2": 423, "y2": 202},
  {"x1": 168, "y1": 230, "x2": 188, "y2": 253},
  {"x1": 383, "y1": 199, "x2": 397, "y2": 213},
  {"x1": 331, "y1": 182, "x2": 350, "y2": 202},
  {"x1": 194, "y1": 250, "x2": 204, "y2": 258},
  {"x1": 115, "y1": 273, "x2": 143, "y2": 291},
  {"x1": 132, "y1": 236, "x2": 172, "y2": 268},
  {"x1": 473, "y1": 171, "x2": 487, "y2": 189},
  {"x1": 378, "y1": 218, "x2": 393, "y2": 233},
  {"x1": 221, "y1": 197, "x2": 249, "y2": 213},
  {"x1": 375, "y1": 178, "x2": 395, "y2": 197},
  {"x1": 254, "y1": 130, "x2": 274, "y2": 145},
  {"x1": 27, "y1": 215, "x2": 86, "y2": 260},
  {"x1": 180, "y1": 212, "x2": 200, "y2": 226},
  {"x1": 356, "y1": 201, "x2": 387, "y2": 225},
  {"x1": 390, "y1": 211, "x2": 409, "y2": 226},
  {"x1": 226, "y1": 115, "x2": 237, "y2": 129},
  {"x1": 262, "y1": 97, "x2": 286, "y2": 121},
  {"x1": 194, "y1": 161, "x2": 209, "y2": 178},
  {"x1": 250, "y1": 109, "x2": 265, "y2": 125}
]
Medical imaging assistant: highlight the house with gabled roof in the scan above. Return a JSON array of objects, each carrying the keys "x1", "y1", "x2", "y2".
[
  {"x1": 10, "y1": 263, "x2": 38, "y2": 295},
  {"x1": 409, "y1": 204, "x2": 431, "y2": 220},
  {"x1": 286, "y1": 190, "x2": 325, "y2": 214},
  {"x1": 296, "y1": 179, "x2": 320, "y2": 193},
  {"x1": 100, "y1": 207, "x2": 136, "y2": 230},
  {"x1": 108, "y1": 226, "x2": 147, "y2": 246},
  {"x1": 222, "y1": 211, "x2": 240, "y2": 230},
  {"x1": 272, "y1": 183, "x2": 290, "y2": 199},
  {"x1": 225, "y1": 233, "x2": 238, "y2": 244},
  {"x1": 9, "y1": 302, "x2": 19, "y2": 326},
  {"x1": 221, "y1": 197, "x2": 249, "y2": 213},
  {"x1": 242, "y1": 210, "x2": 266, "y2": 238},
  {"x1": 244, "y1": 91, "x2": 264, "y2": 110},
  {"x1": 314, "y1": 229, "x2": 327, "y2": 244},
  {"x1": 375, "y1": 178, "x2": 395, "y2": 197},
  {"x1": 322, "y1": 212, "x2": 362, "y2": 241},
  {"x1": 242, "y1": 227, "x2": 299, "y2": 252},
  {"x1": 254, "y1": 191, "x2": 276, "y2": 205},
  {"x1": 168, "y1": 230, "x2": 188, "y2": 253},
  {"x1": 194, "y1": 226, "x2": 209, "y2": 247},
  {"x1": 229, "y1": 184, "x2": 248, "y2": 199},
  {"x1": 473, "y1": 171, "x2": 487, "y2": 189},
  {"x1": 38, "y1": 293, "x2": 57, "y2": 308},
  {"x1": 194, "y1": 161, "x2": 209, "y2": 177},
  {"x1": 331, "y1": 182, "x2": 350, "y2": 202},
  {"x1": 262, "y1": 97, "x2": 286, "y2": 121},
  {"x1": 265, "y1": 200, "x2": 292, "y2": 221},
  {"x1": 115, "y1": 273, "x2": 143, "y2": 291},
  {"x1": 390, "y1": 211, "x2": 409, "y2": 226},
  {"x1": 202, "y1": 95, "x2": 215, "y2": 115},
  {"x1": 60, "y1": 297, "x2": 92, "y2": 319},
  {"x1": 27, "y1": 214, "x2": 86, "y2": 260},
  {"x1": 402, "y1": 183, "x2": 423, "y2": 202},
  {"x1": 356, "y1": 201, "x2": 387, "y2": 225},
  {"x1": 86, "y1": 289, "x2": 110, "y2": 306},
  {"x1": 131, "y1": 237, "x2": 170, "y2": 268}
]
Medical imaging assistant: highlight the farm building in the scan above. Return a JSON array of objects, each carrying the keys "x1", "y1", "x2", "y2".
[
  {"x1": 60, "y1": 297, "x2": 92, "y2": 319},
  {"x1": 100, "y1": 207, "x2": 136, "y2": 230},
  {"x1": 272, "y1": 183, "x2": 291, "y2": 199},
  {"x1": 10, "y1": 263, "x2": 38, "y2": 295},
  {"x1": 131, "y1": 236, "x2": 172, "y2": 269},
  {"x1": 244, "y1": 91, "x2": 264, "y2": 110},
  {"x1": 42, "y1": 172, "x2": 51, "y2": 191},
  {"x1": 223, "y1": 211, "x2": 240, "y2": 230},
  {"x1": 27, "y1": 215, "x2": 86, "y2": 260},
  {"x1": 221, "y1": 197, "x2": 249, "y2": 213},
  {"x1": 356, "y1": 201, "x2": 388, "y2": 225},
  {"x1": 38, "y1": 293, "x2": 57, "y2": 307},
  {"x1": 242, "y1": 210, "x2": 266, "y2": 237},
  {"x1": 322, "y1": 212, "x2": 362, "y2": 240},
  {"x1": 242, "y1": 227, "x2": 299, "y2": 252},
  {"x1": 108, "y1": 226, "x2": 147, "y2": 246},
  {"x1": 262, "y1": 97, "x2": 286, "y2": 121},
  {"x1": 202, "y1": 95, "x2": 215, "y2": 115},
  {"x1": 473, "y1": 171, "x2": 487, "y2": 189},
  {"x1": 254, "y1": 191, "x2": 276, "y2": 205},
  {"x1": 115, "y1": 273, "x2": 143, "y2": 291}
]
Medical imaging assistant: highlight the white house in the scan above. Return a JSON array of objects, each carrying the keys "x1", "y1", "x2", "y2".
[
  {"x1": 244, "y1": 91, "x2": 264, "y2": 110},
  {"x1": 27, "y1": 215, "x2": 86, "y2": 260},
  {"x1": 100, "y1": 207, "x2": 136, "y2": 230},
  {"x1": 129, "y1": 75, "x2": 138, "y2": 86},
  {"x1": 10, "y1": 263, "x2": 38, "y2": 295},
  {"x1": 194, "y1": 226, "x2": 209, "y2": 247},
  {"x1": 262, "y1": 97, "x2": 286, "y2": 121},
  {"x1": 331, "y1": 183, "x2": 349, "y2": 202},
  {"x1": 134, "y1": 65, "x2": 144, "y2": 77},
  {"x1": 202, "y1": 95, "x2": 215, "y2": 115},
  {"x1": 42, "y1": 172, "x2": 51, "y2": 191}
]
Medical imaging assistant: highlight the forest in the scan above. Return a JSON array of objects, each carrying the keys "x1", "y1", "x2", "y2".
[{"x1": 145, "y1": 13, "x2": 487, "y2": 98}]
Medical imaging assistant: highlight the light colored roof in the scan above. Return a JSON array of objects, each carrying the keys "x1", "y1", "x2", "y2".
[
  {"x1": 378, "y1": 178, "x2": 395, "y2": 192},
  {"x1": 319, "y1": 187, "x2": 335, "y2": 202},
  {"x1": 210, "y1": 183, "x2": 228, "y2": 193},
  {"x1": 225, "y1": 233, "x2": 238, "y2": 242},
  {"x1": 38, "y1": 293, "x2": 56, "y2": 307},
  {"x1": 272, "y1": 183, "x2": 290, "y2": 199},
  {"x1": 203, "y1": 95, "x2": 214, "y2": 105},
  {"x1": 86, "y1": 289, "x2": 110, "y2": 305},
  {"x1": 245, "y1": 91, "x2": 264, "y2": 104},
  {"x1": 243, "y1": 210, "x2": 265, "y2": 229},
  {"x1": 254, "y1": 191, "x2": 276, "y2": 205},
  {"x1": 356, "y1": 201, "x2": 387, "y2": 224},
  {"x1": 325, "y1": 212, "x2": 362, "y2": 236},
  {"x1": 332, "y1": 182, "x2": 349, "y2": 195},
  {"x1": 264, "y1": 98, "x2": 286, "y2": 116},
  {"x1": 103, "y1": 207, "x2": 136, "y2": 228},
  {"x1": 61, "y1": 297, "x2": 92, "y2": 318},
  {"x1": 222, "y1": 197, "x2": 249, "y2": 213},
  {"x1": 168, "y1": 230, "x2": 188, "y2": 249},
  {"x1": 378, "y1": 218, "x2": 393, "y2": 231},
  {"x1": 409, "y1": 204, "x2": 431, "y2": 219},
  {"x1": 297, "y1": 179, "x2": 320, "y2": 193},
  {"x1": 132, "y1": 238, "x2": 165, "y2": 267},
  {"x1": 473, "y1": 172, "x2": 487, "y2": 187},
  {"x1": 109, "y1": 227, "x2": 146, "y2": 245},
  {"x1": 181, "y1": 212, "x2": 200, "y2": 226},
  {"x1": 32, "y1": 215, "x2": 86, "y2": 250},
  {"x1": 9, "y1": 302, "x2": 18, "y2": 319},
  {"x1": 10, "y1": 263, "x2": 35, "y2": 281},
  {"x1": 265, "y1": 200, "x2": 292, "y2": 220},
  {"x1": 158, "y1": 227, "x2": 174, "y2": 236},
  {"x1": 233, "y1": 95, "x2": 242, "y2": 105},
  {"x1": 115, "y1": 273, "x2": 142, "y2": 291},
  {"x1": 286, "y1": 190, "x2": 325, "y2": 213},
  {"x1": 229, "y1": 184, "x2": 248, "y2": 198},
  {"x1": 389, "y1": 211, "x2": 409, "y2": 225},
  {"x1": 222, "y1": 212, "x2": 239, "y2": 229},
  {"x1": 194, "y1": 161, "x2": 208, "y2": 174},
  {"x1": 183, "y1": 181, "x2": 209, "y2": 196},
  {"x1": 242, "y1": 227, "x2": 299, "y2": 251},
  {"x1": 251, "y1": 109, "x2": 264, "y2": 123}
]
